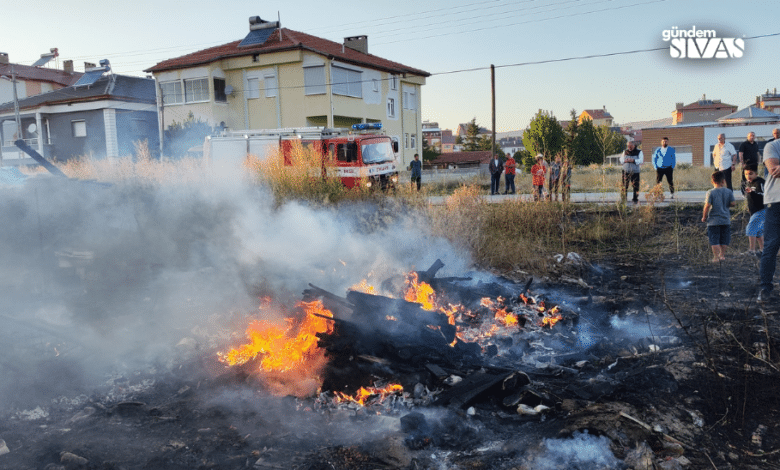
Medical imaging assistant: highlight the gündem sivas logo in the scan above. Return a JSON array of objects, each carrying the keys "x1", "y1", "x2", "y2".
[{"x1": 662, "y1": 26, "x2": 744, "y2": 59}]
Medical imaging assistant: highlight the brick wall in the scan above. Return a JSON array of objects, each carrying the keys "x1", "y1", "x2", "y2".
[{"x1": 641, "y1": 127, "x2": 705, "y2": 166}]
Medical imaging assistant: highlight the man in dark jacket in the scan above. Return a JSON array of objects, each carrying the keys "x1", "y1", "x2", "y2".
[
  {"x1": 488, "y1": 155, "x2": 503, "y2": 195},
  {"x1": 410, "y1": 153, "x2": 422, "y2": 191}
]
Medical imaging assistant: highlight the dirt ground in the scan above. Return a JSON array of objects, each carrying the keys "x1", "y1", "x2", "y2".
[{"x1": 2, "y1": 204, "x2": 780, "y2": 470}]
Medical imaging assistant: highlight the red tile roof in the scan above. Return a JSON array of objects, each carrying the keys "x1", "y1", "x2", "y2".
[
  {"x1": 582, "y1": 109, "x2": 612, "y2": 119},
  {"x1": 430, "y1": 151, "x2": 492, "y2": 165},
  {"x1": 145, "y1": 28, "x2": 429, "y2": 77},
  {"x1": 0, "y1": 63, "x2": 82, "y2": 87}
]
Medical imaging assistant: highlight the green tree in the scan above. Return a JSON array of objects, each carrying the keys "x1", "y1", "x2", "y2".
[
  {"x1": 571, "y1": 119, "x2": 602, "y2": 166},
  {"x1": 463, "y1": 118, "x2": 482, "y2": 151},
  {"x1": 477, "y1": 135, "x2": 505, "y2": 159},
  {"x1": 563, "y1": 109, "x2": 580, "y2": 164},
  {"x1": 522, "y1": 111, "x2": 565, "y2": 162},
  {"x1": 595, "y1": 125, "x2": 627, "y2": 163},
  {"x1": 422, "y1": 135, "x2": 440, "y2": 162},
  {"x1": 165, "y1": 111, "x2": 212, "y2": 158}
]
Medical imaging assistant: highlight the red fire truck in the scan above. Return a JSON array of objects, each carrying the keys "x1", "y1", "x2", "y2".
[{"x1": 203, "y1": 123, "x2": 399, "y2": 189}]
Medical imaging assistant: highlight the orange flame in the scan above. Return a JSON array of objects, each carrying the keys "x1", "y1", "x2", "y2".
[
  {"x1": 404, "y1": 272, "x2": 436, "y2": 311},
  {"x1": 494, "y1": 308, "x2": 518, "y2": 326},
  {"x1": 334, "y1": 383, "x2": 404, "y2": 406},
  {"x1": 541, "y1": 311, "x2": 563, "y2": 328},
  {"x1": 350, "y1": 279, "x2": 376, "y2": 294},
  {"x1": 218, "y1": 300, "x2": 334, "y2": 372}
]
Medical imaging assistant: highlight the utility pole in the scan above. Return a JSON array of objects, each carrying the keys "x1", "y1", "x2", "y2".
[
  {"x1": 12, "y1": 67, "x2": 21, "y2": 141},
  {"x1": 490, "y1": 64, "x2": 496, "y2": 159}
]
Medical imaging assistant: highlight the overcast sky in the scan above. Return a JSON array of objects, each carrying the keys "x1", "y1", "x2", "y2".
[{"x1": 5, "y1": 0, "x2": 778, "y2": 131}]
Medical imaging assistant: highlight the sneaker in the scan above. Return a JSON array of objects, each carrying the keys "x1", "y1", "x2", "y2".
[{"x1": 758, "y1": 289, "x2": 771, "y2": 303}]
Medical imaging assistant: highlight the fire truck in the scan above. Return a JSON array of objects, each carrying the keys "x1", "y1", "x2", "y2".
[{"x1": 203, "y1": 123, "x2": 399, "y2": 189}]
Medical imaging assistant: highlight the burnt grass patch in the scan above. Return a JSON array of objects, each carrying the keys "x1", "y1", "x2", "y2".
[{"x1": 3, "y1": 203, "x2": 780, "y2": 469}]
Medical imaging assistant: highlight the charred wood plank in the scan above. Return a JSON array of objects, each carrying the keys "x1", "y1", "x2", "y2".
[{"x1": 432, "y1": 371, "x2": 517, "y2": 409}]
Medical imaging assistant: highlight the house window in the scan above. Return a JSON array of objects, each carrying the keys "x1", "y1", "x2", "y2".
[
  {"x1": 160, "y1": 81, "x2": 183, "y2": 105},
  {"x1": 304, "y1": 66, "x2": 326, "y2": 95},
  {"x1": 214, "y1": 78, "x2": 227, "y2": 102},
  {"x1": 246, "y1": 77, "x2": 260, "y2": 99},
  {"x1": 389, "y1": 75, "x2": 398, "y2": 91},
  {"x1": 72, "y1": 120, "x2": 86, "y2": 137},
  {"x1": 184, "y1": 78, "x2": 209, "y2": 102},
  {"x1": 405, "y1": 133, "x2": 409, "y2": 149},
  {"x1": 264, "y1": 74, "x2": 278, "y2": 98},
  {"x1": 411, "y1": 134, "x2": 416, "y2": 149},
  {"x1": 404, "y1": 88, "x2": 416, "y2": 110},
  {"x1": 332, "y1": 66, "x2": 362, "y2": 98},
  {"x1": 372, "y1": 79, "x2": 379, "y2": 92},
  {"x1": 387, "y1": 98, "x2": 395, "y2": 118}
]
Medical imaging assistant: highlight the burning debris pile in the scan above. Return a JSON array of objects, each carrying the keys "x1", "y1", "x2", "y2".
[{"x1": 217, "y1": 260, "x2": 574, "y2": 411}]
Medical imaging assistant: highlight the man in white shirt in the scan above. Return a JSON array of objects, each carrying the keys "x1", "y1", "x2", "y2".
[{"x1": 712, "y1": 133, "x2": 738, "y2": 191}]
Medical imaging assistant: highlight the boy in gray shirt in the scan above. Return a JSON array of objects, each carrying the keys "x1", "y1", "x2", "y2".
[{"x1": 702, "y1": 170, "x2": 736, "y2": 262}]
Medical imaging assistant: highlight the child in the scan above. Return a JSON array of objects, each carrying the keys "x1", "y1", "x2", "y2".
[
  {"x1": 744, "y1": 168, "x2": 766, "y2": 255},
  {"x1": 702, "y1": 170, "x2": 736, "y2": 262},
  {"x1": 549, "y1": 154, "x2": 562, "y2": 201},
  {"x1": 531, "y1": 155, "x2": 547, "y2": 202}
]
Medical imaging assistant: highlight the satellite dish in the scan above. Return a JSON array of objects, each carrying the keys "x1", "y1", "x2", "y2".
[
  {"x1": 224, "y1": 85, "x2": 234, "y2": 96},
  {"x1": 27, "y1": 123, "x2": 37, "y2": 134}
]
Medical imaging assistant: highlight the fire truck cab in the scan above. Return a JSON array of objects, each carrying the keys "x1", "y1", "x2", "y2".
[{"x1": 204, "y1": 123, "x2": 399, "y2": 189}]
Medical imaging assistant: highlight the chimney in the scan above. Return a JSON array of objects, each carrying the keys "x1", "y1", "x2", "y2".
[
  {"x1": 63, "y1": 60, "x2": 74, "y2": 73},
  {"x1": 344, "y1": 35, "x2": 368, "y2": 54},
  {"x1": 0, "y1": 52, "x2": 8, "y2": 65},
  {"x1": 675, "y1": 102, "x2": 684, "y2": 110}
]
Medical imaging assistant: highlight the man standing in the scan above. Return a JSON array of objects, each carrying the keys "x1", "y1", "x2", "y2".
[
  {"x1": 652, "y1": 136, "x2": 676, "y2": 198},
  {"x1": 758, "y1": 138, "x2": 780, "y2": 302},
  {"x1": 739, "y1": 131, "x2": 761, "y2": 194},
  {"x1": 620, "y1": 141, "x2": 643, "y2": 204},
  {"x1": 503, "y1": 153, "x2": 516, "y2": 194},
  {"x1": 712, "y1": 134, "x2": 737, "y2": 191},
  {"x1": 488, "y1": 154, "x2": 503, "y2": 195},
  {"x1": 410, "y1": 153, "x2": 422, "y2": 191}
]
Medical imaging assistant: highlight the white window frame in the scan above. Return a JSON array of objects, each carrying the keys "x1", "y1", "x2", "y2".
[
  {"x1": 405, "y1": 133, "x2": 409, "y2": 149},
  {"x1": 372, "y1": 79, "x2": 379, "y2": 92},
  {"x1": 72, "y1": 120, "x2": 87, "y2": 137},
  {"x1": 332, "y1": 66, "x2": 362, "y2": 98},
  {"x1": 387, "y1": 98, "x2": 396, "y2": 118},
  {"x1": 160, "y1": 81, "x2": 183, "y2": 105},
  {"x1": 411, "y1": 134, "x2": 416, "y2": 149},
  {"x1": 246, "y1": 77, "x2": 260, "y2": 99},
  {"x1": 389, "y1": 75, "x2": 398, "y2": 91},
  {"x1": 303, "y1": 65, "x2": 326, "y2": 95},
  {"x1": 264, "y1": 73, "x2": 278, "y2": 98},
  {"x1": 184, "y1": 78, "x2": 209, "y2": 103},
  {"x1": 403, "y1": 87, "x2": 416, "y2": 111}
]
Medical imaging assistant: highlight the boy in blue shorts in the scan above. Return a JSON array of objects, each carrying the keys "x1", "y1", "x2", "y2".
[
  {"x1": 702, "y1": 171, "x2": 736, "y2": 262},
  {"x1": 744, "y1": 168, "x2": 765, "y2": 256}
]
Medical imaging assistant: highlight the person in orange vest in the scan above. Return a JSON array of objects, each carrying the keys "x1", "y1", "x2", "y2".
[
  {"x1": 531, "y1": 154, "x2": 547, "y2": 201},
  {"x1": 503, "y1": 154, "x2": 517, "y2": 194}
]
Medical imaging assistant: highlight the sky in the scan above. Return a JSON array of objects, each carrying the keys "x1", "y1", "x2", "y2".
[{"x1": 4, "y1": 0, "x2": 779, "y2": 132}]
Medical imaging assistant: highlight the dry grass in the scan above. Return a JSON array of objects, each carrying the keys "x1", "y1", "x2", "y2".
[{"x1": 46, "y1": 143, "x2": 720, "y2": 276}]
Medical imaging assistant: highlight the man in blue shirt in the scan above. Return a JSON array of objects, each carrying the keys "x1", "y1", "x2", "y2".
[
  {"x1": 652, "y1": 137, "x2": 676, "y2": 198},
  {"x1": 410, "y1": 153, "x2": 422, "y2": 191}
]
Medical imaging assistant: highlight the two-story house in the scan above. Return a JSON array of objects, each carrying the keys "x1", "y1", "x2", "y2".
[
  {"x1": 0, "y1": 52, "x2": 83, "y2": 107},
  {"x1": 578, "y1": 108, "x2": 614, "y2": 127},
  {"x1": 0, "y1": 67, "x2": 159, "y2": 164},
  {"x1": 672, "y1": 96, "x2": 737, "y2": 125},
  {"x1": 145, "y1": 17, "x2": 429, "y2": 167}
]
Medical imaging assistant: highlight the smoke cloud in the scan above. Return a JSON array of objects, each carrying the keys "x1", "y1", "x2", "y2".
[{"x1": 0, "y1": 171, "x2": 467, "y2": 408}]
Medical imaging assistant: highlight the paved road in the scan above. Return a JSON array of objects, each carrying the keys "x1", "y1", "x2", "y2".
[{"x1": 428, "y1": 190, "x2": 745, "y2": 206}]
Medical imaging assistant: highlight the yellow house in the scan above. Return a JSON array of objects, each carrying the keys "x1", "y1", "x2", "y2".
[
  {"x1": 578, "y1": 108, "x2": 614, "y2": 127},
  {"x1": 145, "y1": 17, "x2": 429, "y2": 167}
]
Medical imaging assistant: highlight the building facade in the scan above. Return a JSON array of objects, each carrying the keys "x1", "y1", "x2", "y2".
[{"x1": 145, "y1": 18, "x2": 429, "y2": 167}]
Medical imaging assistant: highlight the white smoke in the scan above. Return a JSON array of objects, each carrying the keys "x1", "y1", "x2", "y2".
[{"x1": 532, "y1": 431, "x2": 621, "y2": 469}]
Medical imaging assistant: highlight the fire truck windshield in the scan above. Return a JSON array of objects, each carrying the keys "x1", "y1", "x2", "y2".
[{"x1": 360, "y1": 140, "x2": 395, "y2": 164}]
